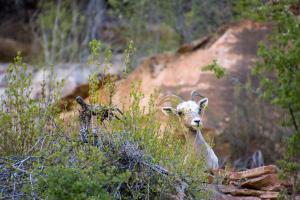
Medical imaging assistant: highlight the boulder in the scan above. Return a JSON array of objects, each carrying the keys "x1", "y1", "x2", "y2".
[
  {"x1": 240, "y1": 174, "x2": 281, "y2": 191},
  {"x1": 217, "y1": 184, "x2": 263, "y2": 196},
  {"x1": 229, "y1": 165, "x2": 278, "y2": 180},
  {"x1": 208, "y1": 165, "x2": 296, "y2": 199},
  {"x1": 215, "y1": 184, "x2": 279, "y2": 199}
]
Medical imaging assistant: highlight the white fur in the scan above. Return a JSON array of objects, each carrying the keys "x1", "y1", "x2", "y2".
[
  {"x1": 200, "y1": 135, "x2": 219, "y2": 169},
  {"x1": 176, "y1": 101, "x2": 199, "y2": 113}
]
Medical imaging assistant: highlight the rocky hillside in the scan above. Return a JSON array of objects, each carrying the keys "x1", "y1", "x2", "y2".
[
  {"x1": 109, "y1": 20, "x2": 271, "y2": 131},
  {"x1": 210, "y1": 165, "x2": 295, "y2": 200},
  {"x1": 81, "y1": 20, "x2": 286, "y2": 165}
]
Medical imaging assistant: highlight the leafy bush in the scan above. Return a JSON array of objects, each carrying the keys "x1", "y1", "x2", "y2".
[
  {"x1": 34, "y1": 0, "x2": 106, "y2": 64},
  {"x1": 0, "y1": 52, "x2": 63, "y2": 156},
  {"x1": 0, "y1": 42, "x2": 209, "y2": 199},
  {"x1": 107, "y1": 0, "x2": 233, "y2": 59},
  {"x1": 40, "y1": 167, "x2": 112, "y2": 200},
  {"x1": 235, "y1": 0, "x2": 300, "y2": 198},
  {"x1": 32, "y1": 0, "x2": 234, "y2": 65},
  {"x1": 33, "y1": 141, "x2": 130, "y2": 200}
]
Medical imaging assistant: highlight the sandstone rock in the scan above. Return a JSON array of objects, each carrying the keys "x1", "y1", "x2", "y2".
[
  {"x1": 229, "y1": 165, "x2": 278, "y2": 180},
  {"x1": 216, "y1": 184, "x2": 263, "y2": 197},
  {"x1": 219, "y1": 186, "x2": 279, "y2": 199},
  {"x1": 209, "y1": 165, "x2": 299, "y2": 199},
  {"x1": 208, "y1": 184, "x2": 261, "y2": 200},
  {"x1": 176, "y1": 24, "x2": 229, "y2": 54},
  {"x1": 211, "y1": 165, "x2": 279, "y2": 185},
  {"x1": 240, "y1": 174, "x2": 281, "y2": 191},
  {"x1": 259, "y1": 191, "x2": 279, "y2": 199}
]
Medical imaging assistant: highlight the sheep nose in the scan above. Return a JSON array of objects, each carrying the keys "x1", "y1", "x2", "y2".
[
  {"x1": 193, "y1": 119, "x2": 201, "y2": 126},
  {"x1": 194, "y1": 119, "x2": 200, "y2": 124}
]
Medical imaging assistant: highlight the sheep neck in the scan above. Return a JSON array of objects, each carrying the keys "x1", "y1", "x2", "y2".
[{"x1": 184, "y1": 128, "x2": 209, "y2": 154}]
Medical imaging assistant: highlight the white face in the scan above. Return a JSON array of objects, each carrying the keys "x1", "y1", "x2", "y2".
[
  {"x1": 177, "y1": 101, "x2": 202, "y2": 129},
  {"x1": 162, "y1": 98, "x2": 208, "y2": 130},
  {"x1": 176, "y1": 101, "x2": 199, "y2": 114}
]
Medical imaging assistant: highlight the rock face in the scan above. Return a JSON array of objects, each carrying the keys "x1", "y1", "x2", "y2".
[
  {"x1": 109, "y1": 20, "x2": 271, "y2": 132},
  {"x1": 209, "y1": 165, "x2": 296, "y2": 200},
  {"x1": 91, "y1": 20, "x2": 276, "y2": 162},
  {"x1": 0, "y1": 55, "x2": 123, "y2": 106}
]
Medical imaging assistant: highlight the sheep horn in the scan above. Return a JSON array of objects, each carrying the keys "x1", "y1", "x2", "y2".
[
  {"x1": 190, "y1": 90, "x2": 205, "y2": 101},
  {"x1": 157, "y1": 94, "x2": 183, "y2": 107}
]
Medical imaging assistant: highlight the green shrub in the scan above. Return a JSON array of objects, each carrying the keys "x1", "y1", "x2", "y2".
[
  {"x1": 0, "y1": 52, "x2": 63, "y2": 156},
  {"x1": 0, "y1": 41, "x2": 209, "y2": 199},
  {"x1": 235, "y1": 1, "x2": 300, "y2": 198},
  {"x1": 85, "y1": 41, "x2": 209, "y2": 198},
  {"x1": 100, "y1": 82, "x2": 209, "y2": 199},
  {"x1": 33, "y1": 142, "x2": 130, "y2": 200},
  {"x1": 108, "y1": 0, "x2": 233, "y2": 59},
  {"x1": 35, "y1": 0, "x2": 87, "y2": 64}
]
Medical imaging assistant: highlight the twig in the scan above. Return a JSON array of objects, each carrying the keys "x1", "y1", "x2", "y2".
[
  {"x1": 29, "y1": 173, "x2": 36, "y2": 200},
  {"x1": 288, "y1": 103, "x2": 299, "y2": 135},
  {"x1": 14, "y1": 156, "x2": 32, "y2": 168}
]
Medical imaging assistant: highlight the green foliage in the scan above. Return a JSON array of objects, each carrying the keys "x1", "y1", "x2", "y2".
[
  {"x1": 278, "y1": 133, "x2": 300, "y2": 199},
  {"x1": 202, "y1": 60, "x2": 226, "y2": 79},
  {"x1": 83, "y1": 40, "x2": 208, "y2": 198},
  {"x1": 39, "y1": 167, "x2": 112, "y2": 200},
  {"x1": 33, "y1": 0, "x2": 234, "y2": 64},
  {"x1": 235, "y1": 0, "x2": 300, "y2": 198},
  {"x1": 103, "y1": 83, "x2": 209, "y2": 199},
  {"x1": 108, "y1": 0, "x2": 233, "y2": 58},
  {"x1": 88, "y1": 39, "x2": 102, "y2": 104},
  {"x1": 36, "y1": 0, "x2": 86, "y2": 64},
  {"x1": 278, "y1": 134, "x2": 300, "y2": 178},
  {"x1": 88, "y1": 39, "x2": 102, "y2": 65},
  {"x1": 0, "y1": 52, "x2": 63, "y2": 156},
  {"x1": 123, "y1": 40, "x2": 136, "y2": 75},
  {"x1": 0, "y1": 41, "x2": 209, "y2": 199},
  {"x1": 33, "y1": 141, "x2": 130, "y2": 200}
]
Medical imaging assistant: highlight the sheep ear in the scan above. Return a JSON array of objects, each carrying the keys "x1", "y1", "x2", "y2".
[
  {"x1": 198, "y1": 98, "x2": 208, "y2": 110},
  {"x1": 162, "y1": 106, "x2": 177, "y2": 116}
]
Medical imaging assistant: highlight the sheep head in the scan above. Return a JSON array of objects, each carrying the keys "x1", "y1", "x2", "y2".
[{"x1": 160, "y1": 91, "x2": 208, "y2": 130}]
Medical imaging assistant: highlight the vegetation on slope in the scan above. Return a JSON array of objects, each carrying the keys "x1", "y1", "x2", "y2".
[{"x1": 0, "y1": 42, "x2": 209, "y2": 199}]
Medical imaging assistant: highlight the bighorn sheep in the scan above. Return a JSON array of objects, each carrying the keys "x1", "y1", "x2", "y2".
[{"x1": 160, "y1": 91, "x2": 219, "y2": 169}]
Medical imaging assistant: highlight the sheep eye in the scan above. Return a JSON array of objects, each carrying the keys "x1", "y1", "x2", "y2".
[{"x1": 177, "y1": 111, "x2": 184, "y2": 116}]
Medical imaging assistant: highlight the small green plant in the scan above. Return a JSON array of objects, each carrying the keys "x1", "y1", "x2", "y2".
[
  {"x1": 122, "y1": 40, "x2": 136, "y2": 76},
  {"x1": 202, "y1": 59, "x2": 226, "y2": 79},
  {"x1": 88, "y1": 39, "x2": 102, "y2": 104}
]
